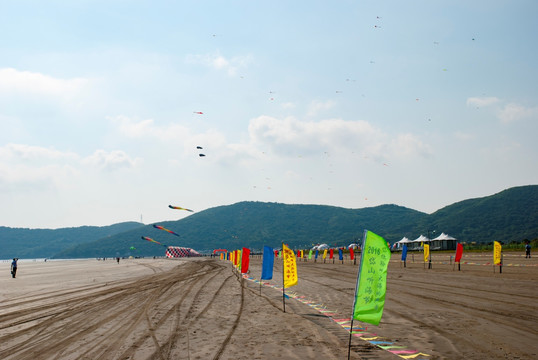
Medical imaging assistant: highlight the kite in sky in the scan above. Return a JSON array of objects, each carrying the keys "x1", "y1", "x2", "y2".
[
  {"x1": 153, "y1": 224, "x2": 180, "y2": 237},
  {"x1": 168, "y1": 205, "x2": 194, "y2": 212},
  {"x1": 199, "y1": 154, "x2": 206, "y2": 157},
  {"x1": 141, "y1": 236, "x2": 164, "y2": 246},
  {"x1": 196, "y1": 146, "x2": 203, "y2": 149},
  {"x1": 193, "y1": 111, "x2": 203, "y2": 114}
]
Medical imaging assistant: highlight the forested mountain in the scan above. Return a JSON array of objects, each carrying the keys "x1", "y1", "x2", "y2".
[
  {"x1": 2, "y1": 185, "x2": 537, "y2": 259},
  {"x1": 422, "y1": 185, "x2": 538, "y2": 243},
  {"x1": 0, "y1": 222, "x2": 143, "y2": 259},
  {"x1": 53, "y1": 203, "x2": 426, "y2": 258}
]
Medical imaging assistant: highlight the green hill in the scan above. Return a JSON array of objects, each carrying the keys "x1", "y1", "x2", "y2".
[
  {"x1": 53, "y1": 202, "x2": 426, "y2": 258},
  {"x1": 0, "y1": 222, "x2": 143, "y2": 259},
  {"x1": 420, "y1": 185, "x2": 538, "y2": 243},
  {"x1": 2, "y1": 185, "x2": 537, "y2": 259}
]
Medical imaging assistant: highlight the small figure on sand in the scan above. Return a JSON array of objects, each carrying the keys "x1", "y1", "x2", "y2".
[
  {"x1": 11, "y1": 258, "x2": 18, "y2": 278},
  {"x1": 116, "y1": 257, "x2": 120, "y2": 264},
  {"x1": 525, "y1": 242, "x2": 531, "y2": 258}
]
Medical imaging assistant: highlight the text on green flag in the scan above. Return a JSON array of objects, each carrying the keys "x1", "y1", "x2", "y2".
[{"x1": 353, "y1": 230, "x2": 390, "y2": 326}]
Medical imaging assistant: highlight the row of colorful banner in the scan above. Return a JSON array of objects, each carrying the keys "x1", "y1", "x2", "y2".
[
  {"x1": 400, "y1": 240, "x2": 504, "y2": 266},
  {"x1": 223, "y1": 231, "x2": 391, "y2": 326}
]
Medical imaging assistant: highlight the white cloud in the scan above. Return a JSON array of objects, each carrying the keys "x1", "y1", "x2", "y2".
[
  {"x1": 388, "y1": 133, "x2": 432, "y2": 158},
  {"x1": 246, "y1": 116, "x2": 431, "y2": 160},
  {"x1": 0, "y1": 68, "x2": 89, "y2": 98},
  {"x1": 83, "y1": 150, "x2": 139, "y2": 171},
  {"x1": 0, "y1": 144, "x2": 81, "y2": 191},
  {"x1": 466, "y1": 96, "x2": 537, "y2": 124},
  {"x1": 497, "y1": 103, "x2": 538, "y2": 123},
  {"x1": 185, "y1": 52, "x2": 253, "y2": 76},
  {"x1": 0, "y1": 144, "x2": 139, "y2": 194},
  {"x1": 108, "y1": 115, "x2": 229, "y2": 157},
  {"x1": 0, "y1": 143, "x2": 79, "y2": 162},
  {"x1": 466, "y1": 96, "x2": 500, "y2": 108}
]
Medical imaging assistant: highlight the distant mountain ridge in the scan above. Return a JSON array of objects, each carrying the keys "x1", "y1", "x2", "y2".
[
  {"x1": 1, "y1": 185, "x2": 537, "y2": 259},
  {"x1": 0, "y1": 222, "x2": 143, "y2": 259}
]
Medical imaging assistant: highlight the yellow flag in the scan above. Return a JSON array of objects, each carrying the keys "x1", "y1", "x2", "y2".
[
  {"x1": 493, "y1": 241, "x2": 502, "y2": 265},
  {"x1": 323, "y1": 249, "x2": 327, "y2": 259},
  {"x1": 423, "y1": 244, "x2": 430, "y2": 262},
  {"x1": 282, "y1": 244, "x2": 298, "y2": 288}
]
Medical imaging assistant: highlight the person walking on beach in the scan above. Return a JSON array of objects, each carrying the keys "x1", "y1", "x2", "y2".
[
  {"x1": 11, "y1": 258, "x2": 18, "y2": 278},
  {"x1": 525, "y1": 242, "x2": 531, "y2": 258}
]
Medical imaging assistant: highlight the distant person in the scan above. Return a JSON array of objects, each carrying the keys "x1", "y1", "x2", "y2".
[
  {"x1": 525, "y1": 242, "x2": 531, "y2": 258},
  {"x1": 11, "y1": 258, "x2": 18, "y2": 278},
  {"x1": 116, "y1": 257, "x2": 120, "y2": 264}
]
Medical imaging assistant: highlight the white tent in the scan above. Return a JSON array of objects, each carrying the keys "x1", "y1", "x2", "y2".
[
  {"x1": 313, "y1": 244, "x2": 330, "y2": 250},
  {"x1": 395, "y1": 237, "x2": 412, "y2": 250},
  {"x1": 410, "y1": 235, "x2": 430, "y2": 250},
  {"x1": 432, "y1": 233, "x2": 457, "y2": 241},
  {"x1": 412, "y1": 235, "x2": 430, "y2": 243},
  {"x1": 348, "y1": 243, "x2": 360, "y2": 249},
  {"x1": 431, "y1": 233, "x2": 458, "y2": 250}
]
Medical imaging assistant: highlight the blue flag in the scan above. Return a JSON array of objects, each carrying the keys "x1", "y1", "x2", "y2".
[
  {"x1": 261, "y1": 245, "x2": 274, "y2": 280},
  {"x1": 401, "y1": 244, "x2": 408, "y2": 261},
  {"x1": 315, "y1": 250, "x2": 319, "y2": 259},
  {"x1": 338, "y1": 248, "x2": 343, "y2": 260}
]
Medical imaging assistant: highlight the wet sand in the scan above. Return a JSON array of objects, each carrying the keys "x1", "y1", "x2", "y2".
[{"x1": 0, "y1": 252, "x2": 536, "y2": 359}]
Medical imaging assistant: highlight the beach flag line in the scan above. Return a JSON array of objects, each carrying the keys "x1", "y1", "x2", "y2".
[
  {"x1": 243, "y1": 275, "x2": 431, "y2": 359},
  {"x1": 390, "y1": 259, "x2": 537, "y2": 267}
]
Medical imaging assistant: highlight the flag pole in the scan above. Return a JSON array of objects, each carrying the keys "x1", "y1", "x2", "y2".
[
  {"x1": 282, "y1": 243, "x2": 286, "y2": 313},
  {"x1": 347, "y1": 230, "x2": 367, "y2": 360}
]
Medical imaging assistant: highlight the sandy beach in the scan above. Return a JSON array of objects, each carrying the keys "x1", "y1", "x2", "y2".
[{"x1": 0, "y1": 252, "x2": 537, "y2": 359}]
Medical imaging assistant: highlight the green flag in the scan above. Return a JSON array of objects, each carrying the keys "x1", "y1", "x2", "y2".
[
  {"x1": 308, "y1": 249, "x2": 313, "y2": 259},
  {"x1": 353, "y1": 230, "x2": 390, "y2": 325}
]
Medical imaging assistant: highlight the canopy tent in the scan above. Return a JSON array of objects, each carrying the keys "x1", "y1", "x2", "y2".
[
  {"x1": 348, "y1": 243, "x2": 360, "y2": 249},
  {"x1": 408, "y1": 235, "x2": 430, "y2": 250},
  {"x1": 312, "y1": 244, "x2": 330, "y2": 250},
  {"x1": 412, "y1": 235, "x2": 431, "y2": 243},
  {"x1": 432, "y1": 233, "x2": 457, "y2": 241},
  {"x1": 394, "y1": 233, "x2": 458, "y2": 251},
  {"x1": 394, "y1": 237, "x2": 412, "y2": 250},
  {"x1": 431, "y1": 233, "x2": 458, "y2": 250}
]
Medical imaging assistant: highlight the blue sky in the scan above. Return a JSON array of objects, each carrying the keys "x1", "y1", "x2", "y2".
[{"x1": 1, "y1": 0, "x2": 537, "y2": 228}]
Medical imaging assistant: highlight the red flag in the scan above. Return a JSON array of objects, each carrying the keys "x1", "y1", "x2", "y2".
[
  {"x1": 241, "y1": 247, "x2": 250, "y2": 274},
  {"x1": 235, "y1": 250, "x2": 240, "y2": 266},
  {"x1": 455, "y1": 243, "x2": 463, "y2": 263},
  {"x1": 329, "y1": 248, "x2": 334, "y2": 259},
  {"x1": 350, "y1": 248, "x2": 355, "y2": 260}
]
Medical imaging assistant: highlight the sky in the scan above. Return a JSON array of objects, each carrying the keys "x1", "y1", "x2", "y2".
[{"x1": 1, "y1": 0, "x2": 537, "y2": 229}]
